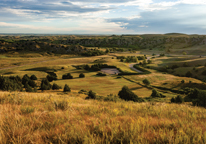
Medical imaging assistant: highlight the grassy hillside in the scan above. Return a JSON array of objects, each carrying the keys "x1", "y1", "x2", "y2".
[
  {"x1": 0, "y1": 91, "x2": 206, "y2": 143},
  {"x1": 0, "y1": 35, "x2": 206, "y2": 143}
]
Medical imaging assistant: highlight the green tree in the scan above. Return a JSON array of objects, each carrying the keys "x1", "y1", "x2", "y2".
[
  {"x1": 30, "y1": 75, "x2": 37, "y2": 80},
  {"x1": 52, "y1": 83, "x2": 61, "y2": 90},
  {"x1": 63, "y1": 84, "x2": 71, "y2": 92},
  {"x1": 79, "y1": 73, "x2": 85, "y2": 78},
  {"x1": 143, "y1": 78, "x2": 150, "y2": 86},
  {"x1": 118, "y1": 86, "x2": 140, "y2": 102}
]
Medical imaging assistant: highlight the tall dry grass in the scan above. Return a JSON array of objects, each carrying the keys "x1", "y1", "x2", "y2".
[{"x1": 0, "y1": 91, "x2": 205, "y2": 143}]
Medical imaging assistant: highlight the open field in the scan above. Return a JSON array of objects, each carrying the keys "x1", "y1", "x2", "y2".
[
  {"x1": 0, "y1": 34, "x2": 206, "y2": 143},
  {"x1": 0, "y1": 91, "x2": 206, "y2": 143}
]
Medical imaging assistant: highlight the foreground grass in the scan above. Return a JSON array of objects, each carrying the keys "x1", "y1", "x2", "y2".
[{"x1": 0, "y1": 91, "x2": 205, "y2": 143}]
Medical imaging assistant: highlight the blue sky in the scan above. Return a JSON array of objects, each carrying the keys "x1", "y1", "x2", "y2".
[{"x1": 0, "y1": 0, "x2": 206, "y2": 34}]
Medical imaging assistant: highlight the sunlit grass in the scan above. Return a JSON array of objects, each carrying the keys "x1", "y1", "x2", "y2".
[{"x1": 0, "y1": 91, "x2": 205, "y2": 143}]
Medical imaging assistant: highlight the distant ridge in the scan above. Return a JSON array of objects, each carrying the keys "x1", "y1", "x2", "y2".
[{"x1": 165, "y1": 33, "x2": 187, "y2": 35}]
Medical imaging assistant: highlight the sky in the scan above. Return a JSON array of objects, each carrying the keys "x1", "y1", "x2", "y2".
[{"x1": 0, "y1": 0, "x2": 206, "y2": 34}]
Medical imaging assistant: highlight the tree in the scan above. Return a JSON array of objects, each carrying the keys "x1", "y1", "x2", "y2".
[
  {"x1": 79, "y1": 73, "x2": 85, "y2": 78},
  {"x1": 118, "y1": 86, "x2": 140, "y2": 102},
  {"x1": 22, "y1": 74, "x2": 30, "y2": 85},
  {"x1": 175, "y1": 95, "x2": 184, "y2": 103},
  {"x1": 46, "y1": 74, "x2": 57, "y2": 82},
  {"x1": 40, "y1": 79, "x2": 52, "y2": 90},
  {"x1": 30, "y1": 75, "x2": 37, "y2": 80},
  {"x1": 143, "y1": 78, "x2": 150, "y2": 86},
  {"x1": 147, "y1": 59, "x2": 152, "y2": 64},
  {"x1": 171, "y1": 95, "x2": 184, "y2": 103},
  {"x1": 105, "y1": 48, "x2": 110, "y2": 53},
  {"x1": 28, "y1": 80, "x2": 37, "y2": 88},
  {"x1": 185, "y1": 71, "x2": 192, "y2": 77},
  {"x1": 62, "y1": 73, "x2": 73, "y2": 79},
  {"x1": 63, "y1": 84, "x2": 71, "y2": 92},
  {"x1": 52, "y1": 83, "x2": 61, "y2": 90}
]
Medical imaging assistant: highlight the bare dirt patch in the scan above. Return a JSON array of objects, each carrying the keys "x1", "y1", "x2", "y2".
[{"x1": 101, "y1": 68, "x2": 121, "y2": 74}]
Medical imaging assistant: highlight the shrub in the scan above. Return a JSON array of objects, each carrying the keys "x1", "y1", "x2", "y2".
[
  {"x1": 54, "y1": 100, "x2": 69, "y2": 111},
  {"x1": 96, "y1": 72, "x2": 106, "y2": 76},
  {"x1": 78, "y1": 89, "x2": 87, "y2": 94},
  {"x1": 181, "y1": 80, "x2": 185, "y2": 83},
  {"x1": 171, "y1": 64, "x2": 179, "y2": 69},
  {"x1": 192, "y1": 90, "x2": 206, "y2": 107},
  {"x1": 79, "y1": 73, "x2": 85, "y2": 78},
  {"x1": 62, "y1": 73, "x2": 73, "y2": 79},
  {"x1": 46, "y1": 74, "x2": 57, "y2": 82},
  {"x1": 171, "y1": 97, "x2": 175, "y2": 103},
  {"x1": 151, "y1": 89, "x2": 166, "y2": 98},
  {"x1": 87, "y1": 90, "x2": 96, "y2": 99},
  {"x1": 22, "y1": 74, "x2": 30, "y2": 85},
  {"x1": 175, "y1": 95, "x2": 184, "y2": 103},
  {"x1": 118, "y1": 86, "x2": 142, "y2": 102},
  {"x1": 25, "y1": 85, "x2": 33, "y2": 92},
  {"x1": 40, "y1": 79, "x2": 52, "y2": 90},
  {"x1": 143, "y1": 78, "x2": 150, "y2": 86},
  {"x1": 202, "y1": 70, "x2": 206, "y2": 76},
  {"x1": 0, "y1": 76, "x2": 22, "y2": 91},
  {"x1": 30, "y1": 74, "x2": 37, "y2": 80},
  {"x1": 63, "y1": 84, "x2": 71, "y2": 92},
  {"x1": 187, "y1": 88, "x2": 199, "y2": 99},
  {"x1": 185, "y1": 71, "x2": 193, "y2": 77},
  {"x1": 147, "y1": 59, "x2": 152, "y2": 64},
  {"x1": 171, "y1": 95, "x2": 184, "y2": 103},
  {"x1": 52, "y1": 83, "x2": 61, "y2": 90},
  {"x1": 28, "y1": 80, "x2": 37, "y2": 88}
]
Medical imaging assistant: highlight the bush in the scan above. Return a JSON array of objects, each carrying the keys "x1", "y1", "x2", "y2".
[
  {"x1": 25, "y1": 85, "x2": 33, "y2": 92},
  {"x1": 79, "y1": 73, "x2": 85, "y2": 78},
  {"x1": 46, "y1": 74, "x2": 57, "y2": 82},
  {"x1": 147, "y1": 59, "x2": 152, "y2": 64},
  {"x1": 62, "y1": 73, "x2": 73, "y2": 79},
  {"x1": 143, "y1": 78, "x2": 150, "y2": 86},
  {"x1": 151, "y1": 89, "x2": 166, "y2": 98},
  {"x1": 30, "y1": 74, "x2": 37, "y2": 80},
  {"x1": 171, "y1": 95, "x2": 184, "y2": 103},
  {"x1": 185, "y1": 71, "x2": 193, "y2": 77},
  {"x1": 63, "y1": 84, "x2": 71, "y2": 92},
  {"x1": 96, "y1": 72, "x2": 106, "y2": 76},
  {"x1": 171, "y1": 97, "x2": 175, "y2": 103},
  {"x1": 118, "y1": 86, "x2": 143, "y2": 102},
  {"x1": 171, "y1": 64, "x2": 179, "y2": 69},
  {"x1": 22, "y1": 74, "x2": 30, "y2": 85},
  {"x1": 175, "y1": 95, "x2": 184, "y2": 103},
  {"x1": 192, "y1": 90, "x2": 206, "y2": 107},
  {"x1": 0, "y1": 76, "x2": 22, "y2": 91},
  {"x1": 181, "y1": 80, "x2": 185, "y2": 83},
  {"x1": 78, "y1": 89, "x2": 87, "y2": 94},
  {"x1": 54, "y1": 100, "x2": 69, "y2": 111},
  {"x1": 202, "y1": 70, "x2": 206, "y2": 76},
  {"x1": 52, "y1": 83, "x2": 61, "y2": 90},
  {"x1": 28, "y1": 80, "x2": 37, "y2": 88},
  {"x1": 87, "y1": 90, "x2": 96, "y2": 99},
  {"x1": 40, "y1": 79, "x2": 52, "y2": 90}
]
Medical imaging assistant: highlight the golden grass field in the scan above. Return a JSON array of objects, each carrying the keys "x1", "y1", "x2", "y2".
[
  {"x1": 0, "y1": 91, "x2": 206, "y2": 143},
  {"x1": 0, "y1": 49, "x2": 206, "y2": 143}
]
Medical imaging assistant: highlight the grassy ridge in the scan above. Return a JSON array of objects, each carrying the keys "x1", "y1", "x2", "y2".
[{"x1": 0, "y1": 91, "x2": 206, "y2": 143}]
